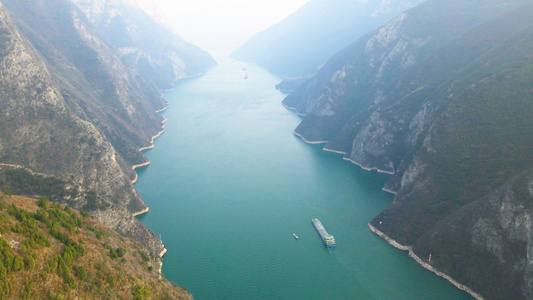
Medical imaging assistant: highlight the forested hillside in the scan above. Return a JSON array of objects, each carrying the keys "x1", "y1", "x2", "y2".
[
  {"x1": 0, "y1": 193, "x2": 190, "y2": 299},
  {"x1": 281, "y1": 0, "x2": 533, "y2": 298}
]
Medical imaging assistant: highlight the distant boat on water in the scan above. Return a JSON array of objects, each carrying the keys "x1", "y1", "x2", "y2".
[{"x1": 293, "y1": 233, "x2": 299, "y2": 240}]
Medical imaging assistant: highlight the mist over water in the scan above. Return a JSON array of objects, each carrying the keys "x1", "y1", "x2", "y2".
[
  {"x1": 152, "y1": 0, "x2": 310, "y2": 55},
  {"x1": 134, "y1": 59, "x2": 472, "y2": 299}
]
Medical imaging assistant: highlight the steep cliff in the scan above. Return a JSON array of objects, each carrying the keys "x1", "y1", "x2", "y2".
[
  {"x1": 0, "y1": 0, "x2": 166, "y2": 255},
  {"x1": 3, "y1": 0, "x2": 167, "y2": 170},
  {"x1": 0, "y1": 0, "x2": 214, "y2": 256},
  {"x1": 282, "y1": 0, "x2": 533, "y2": 298},
  {"x1": 285, "y1": 0, "x2": 531, "y2": 179},
  {"x1": 71, "y1": 0, "x2": 216, "y2": 90},
  {"x1": 231, "y1": 0, "x2": 423, "y2": 80},
  {"x1": 410, "y1": 169, "x2": 533, "y2": 299}
]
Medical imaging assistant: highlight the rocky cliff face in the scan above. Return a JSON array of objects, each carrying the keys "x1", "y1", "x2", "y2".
[
  {"x1": 411, "y1": 169, "x2": 533, "y2": 299},
  {"x1": 2, "y1": 0, "x2": 170, "y2": 170},
  {"x1": 231, "y1": 0, "x2": 424, "y2": 80},
  {"x1": 71, "y1": 0, "x2": 216, "y2": 90},
  {"x1": 0, "y1": 0, "x2": 214, "y2": 256},
  {"x1": 283, "y1": 0, "x2": 533, "y2": 298},
  {"x1": 285, "y1": 0, "x2": 531, "y2": 180}
]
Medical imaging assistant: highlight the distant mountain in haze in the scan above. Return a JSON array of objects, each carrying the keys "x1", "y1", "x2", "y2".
[
  {"x1": 71, "y1": 0, "x2": 217, "y2": 90},
  {"x1": 0, "y1": 0, "x2": 214, "y2": 256},
  {"x1": 230, "y1": 0, "x2": 424, "y2": 81},
  {"x1": 282, "y1": 0, "x2": 533, "y2": 298}
]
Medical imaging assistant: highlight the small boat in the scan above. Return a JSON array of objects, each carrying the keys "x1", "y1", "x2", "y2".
[{"x1": 293, "y1": 234, "x2": 299, "y2": 240}]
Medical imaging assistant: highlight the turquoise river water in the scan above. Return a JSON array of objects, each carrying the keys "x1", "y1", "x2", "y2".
[{"x1": 135, "y1": 59, "x2": 471, "y2": 299}]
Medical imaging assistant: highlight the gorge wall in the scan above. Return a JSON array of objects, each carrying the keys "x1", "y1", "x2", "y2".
[
  {"x1": 0, "y1": 0, "x2": 215, "y2": 255},
  {"x1": 281, "y1": 0, "x2": 533, "y2": 298}
]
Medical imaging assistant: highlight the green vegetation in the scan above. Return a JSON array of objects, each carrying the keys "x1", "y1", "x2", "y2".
[
  {"x1": 279, "y1": 0, "x2": 533, "y2": 298},
  {"x1": 0, "y1": 168, "x2": 108, "y2": 213},
  {"x1": 0, "y1": 193, "x2": 189, "y2": 299},
  {"x1": 132, "y1": 284, "x2": 151, "y2": 300}
]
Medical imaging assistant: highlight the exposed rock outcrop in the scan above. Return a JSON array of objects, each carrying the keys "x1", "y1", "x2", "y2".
[
  {"x1": 231, "y1": 0, "x2": 423, "y2": 80},
  {"x1": 0, "y1": 0, "x2": 214, "y2": 256},
  {"x1": 71, "y1": 0, "x2": 216, "y2": 90},
  {"x1": 282, "y1": 0, "x2": 533, "y2": 298}
]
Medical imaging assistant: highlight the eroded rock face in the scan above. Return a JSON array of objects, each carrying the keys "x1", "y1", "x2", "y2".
[
  {"x1": 349, "y1": 111, "x2": 397, "y2": 174},
  {"x1": 71, "y1": 0, "x2": 216, "y2": 90},
  {"x1": 284, "y1": 0, "x2": 532, "y2": 168},
  {"x1": 93, "y1": 207, "x2": 165, "y2": 255},
  {"x1": 284, "y1": 0, "x2": 533, "y2": 298},
  {"x1": 408, "y1": 170, "x2": 533, "y2": 299},
  {"x1": 0, "y1": 0, "x2": 212, "y2": 256},
  {"x1": 231, "y1": 0, "x2": 424, "y2": 79}
]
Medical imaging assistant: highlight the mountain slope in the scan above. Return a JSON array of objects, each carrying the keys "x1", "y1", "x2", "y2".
[
  {"x1": 231, "y1": 0, "x2": 424, "y2": 79},
  {"x1": 3, "y1": 0, "x2": 169, "y2": 169},
  {"x1": 0, "y1": 193, "x2": 190, "y2": 299},
  {"x1": 0, "y1": 0, "x2": 215, "y2": 256},
  {"x1": 0, "y1": 0, "x2": 167, "y2": 255},
  {"x1": 71, "y1": 0, "x2": 216, "y2": 90},
  {"x1": 282, "y1": 0, "x2": 533, "y2": 298}
]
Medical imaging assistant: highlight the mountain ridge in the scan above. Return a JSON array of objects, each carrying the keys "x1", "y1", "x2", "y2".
[
  {"x1": 0, "y1": 0, "x2": 215, "y2": 256},
  {"x1": 231, "y1": 0, "x2": 424, "y2": 81},
  {"x1": 278, "y1": 0, "x2": 533, "y2": 298}
]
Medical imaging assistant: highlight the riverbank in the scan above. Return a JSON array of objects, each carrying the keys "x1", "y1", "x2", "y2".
[
  {"x1": 292, "y1": 131, "x2": 395, "y2": 175},
  {"x1": 323, "y1": 148, "x2": 347, "y2": 155},
  {"x1": 138, "y1": 128, "x2": 165, "y2": 152},
  {"x1": 381, "y1": 187, "x2": 398, "y2": 195},
  {"x1": 133, "y1": 207, "x2": 150, "y2": 217},
  {"x1": 131, "y1": 121, "x2": 168, "y2": 184},
  {"x1": 367, "y1": 223, "x2": 484, "y2": 300},
  {"x1": 282, "y1": 102, "x2": 307, "y2": 116},
  {"x1": 343, "y1": 157, "x2": 395, "y2": 175},
  {"x1": 292, "y1": 131, "x2": 328, "y2": 144}
]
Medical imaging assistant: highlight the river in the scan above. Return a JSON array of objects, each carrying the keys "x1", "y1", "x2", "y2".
[{"x1": 135, "y1": 59, "x2": 471, "y2": 299}]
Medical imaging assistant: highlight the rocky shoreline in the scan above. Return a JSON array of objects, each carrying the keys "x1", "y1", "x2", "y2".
[
  {"x1": 138, "y1": 129, "x2": 165, "y2": 152},
  {"x1": 131, "y1": 120, "x2": 168, "y2": 184},
  {"x1": 132, "y1": 207, "x2": 150, "y2": 217},
  {"x1": 292, "y1": 131, "x2": 328, "y2": 144},
  {"x1": 282, "y1": 102, "x2": 307, "y2": 116},
  {"x1": 292, "y1": 132, "x2": 396, "y2": 176},
  {"x1": 155, "y1": 105, "x2": 170, "y2": 113},
  {"x1": 342, "y1": 157, "x2": 395, "y2": 175},
  {"x1": 381, "y1": 187, "x2": 398, "y2": 195},
  {"x1": 323, "y1": 148, "x2": 347, "y2": 155},
  {"x1": 367, "y1": 223, "x2": 484, "y2": 300}
]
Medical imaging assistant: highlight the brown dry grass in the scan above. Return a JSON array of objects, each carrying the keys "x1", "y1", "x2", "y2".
[{"x1": 0, "y1": 194, "x2": 191, "y2": 299}]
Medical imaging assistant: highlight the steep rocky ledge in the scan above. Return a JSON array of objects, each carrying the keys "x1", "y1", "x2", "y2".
[
  {"x1": 71, "y1": 0, "x2": 216, "y2": 91},
  {"x1": 0, "y1": 0, "x2": 214, "y2": 256}
]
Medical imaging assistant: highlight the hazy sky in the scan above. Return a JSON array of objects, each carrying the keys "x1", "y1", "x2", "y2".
[{"x1": 152, "y1": 0, "x2": 309, "y2": 56}]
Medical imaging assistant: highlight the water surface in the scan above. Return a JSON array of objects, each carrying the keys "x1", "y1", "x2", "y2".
[{"x1": 135, "y1": 59, "x2": 471, "y2": 299}]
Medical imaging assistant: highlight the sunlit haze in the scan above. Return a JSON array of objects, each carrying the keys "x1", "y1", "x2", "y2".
[{"x1": 152, "y1": 0, "x2": 310, "y2": 57}]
